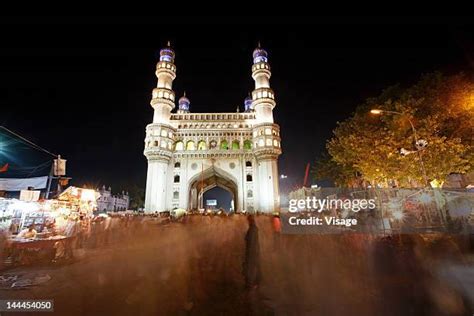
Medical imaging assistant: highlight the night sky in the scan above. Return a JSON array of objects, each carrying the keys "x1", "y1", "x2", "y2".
[{"x1": 1, "y1": 17, "x2": 472, "y2": 194}]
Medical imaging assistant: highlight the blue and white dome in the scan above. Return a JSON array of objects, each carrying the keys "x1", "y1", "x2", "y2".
[
  {"x1": 159, "y1": 41, "x2": 175, "y2": 63},
  {"x1": 252, "y1": 43, "x2": 268, "y2": 64},
  {"x1": 178, "y1": 92, "x2": 190, "y2": 112},
  {"x1": 244, "y1": 95, "x2": 253, "y2": 112}
]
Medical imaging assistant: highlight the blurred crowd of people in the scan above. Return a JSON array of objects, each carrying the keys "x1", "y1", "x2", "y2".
[{"x1": 1, "y1": 210, "x2": 473, "y2": 315}]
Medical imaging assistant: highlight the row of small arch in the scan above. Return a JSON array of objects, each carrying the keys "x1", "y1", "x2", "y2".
[
  {"x1": 172, "y1": 113, "x2": 255, "y2": 121},
  {"x1": 174, "y1": 140, "x2": 253, "y2": 151},
  {"x1": 146, "y1": 138, "x2": 280, "y2": 150}
]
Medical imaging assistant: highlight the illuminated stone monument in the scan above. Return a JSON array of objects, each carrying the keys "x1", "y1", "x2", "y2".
[{"x1": 144, "y1": 43, "x2": 281, "y2": 213}]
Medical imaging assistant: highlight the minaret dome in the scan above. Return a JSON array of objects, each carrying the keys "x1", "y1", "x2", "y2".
[
  {"x1": 244, "y1": 94, "x2": 253, "y2": 112},
  {"x1": 159, "y1": 42, "x2": 175, "y2": 63},
  {"x1": 252, "y1": 44, "x2": 268, "y2": 64},
  {"x1": 178, "y1": 92, "x2": 190, "y2": 113}
]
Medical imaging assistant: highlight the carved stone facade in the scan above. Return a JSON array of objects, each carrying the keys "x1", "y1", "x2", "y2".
[{"x1": 144, "y1": 44, "x2": 281, "y2": 213}]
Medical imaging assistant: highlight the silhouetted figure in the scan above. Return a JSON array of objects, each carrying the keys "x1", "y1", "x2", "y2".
[{"x1": 243, "y1": 215, "x2": 261, "y2": 290}]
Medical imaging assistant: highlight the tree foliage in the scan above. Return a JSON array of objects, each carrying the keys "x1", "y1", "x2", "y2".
[
  {"x1": 320, "y1": 72, "x2": 473, "y2": 187},
  {"x1": 126, "y1": 184, "x2": 145, "y2": 210},
  {"x1": 312, "y1": 152, "x2": 361, "y2": 187}
]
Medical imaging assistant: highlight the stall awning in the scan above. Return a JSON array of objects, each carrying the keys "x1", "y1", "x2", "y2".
[{"x1": 0, "y1": 176, "x2": 48, "y2": 191}]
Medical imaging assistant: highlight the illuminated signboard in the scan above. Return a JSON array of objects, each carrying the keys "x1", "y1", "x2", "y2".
[{"x1": 206, "y1": 199, "x2": 217, "y2": 206}]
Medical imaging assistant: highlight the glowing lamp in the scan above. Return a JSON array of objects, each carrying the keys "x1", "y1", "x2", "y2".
[
  {"x1": 80, "y1": 189, "x2": 97, "y2": 202},
  {"x1": 370, "y1": 109, "x2": 383, "y2": 115}
]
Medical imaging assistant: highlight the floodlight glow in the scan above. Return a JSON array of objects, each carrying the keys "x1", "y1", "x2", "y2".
[{"x1": 370, "y1": 109, "x2": 382, "y2": 115}]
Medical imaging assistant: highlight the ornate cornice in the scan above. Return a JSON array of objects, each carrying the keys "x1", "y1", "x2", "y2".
[
  {"x1": 144, "y1": 148, "x2": 173, "y2": 162},
  {"x1": 254, "y1": 148, "x2": 281, "y2": 161}
]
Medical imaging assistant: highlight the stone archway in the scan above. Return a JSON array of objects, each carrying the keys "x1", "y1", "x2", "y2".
[{"x1": 188, "y1": 166, "x2": 238, "y2": 211}]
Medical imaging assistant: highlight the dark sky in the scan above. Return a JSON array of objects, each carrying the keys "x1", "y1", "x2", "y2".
[{"x1": 0, "y1": 17, "x2": 472, "y2": 193}]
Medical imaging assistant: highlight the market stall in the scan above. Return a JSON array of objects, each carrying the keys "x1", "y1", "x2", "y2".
[
  {"x1": 2, "y1": 187, "x2": 100, "y2": 267},
  {"x1": 57, "y1": 186, "x2": 99, "y2": 218}
]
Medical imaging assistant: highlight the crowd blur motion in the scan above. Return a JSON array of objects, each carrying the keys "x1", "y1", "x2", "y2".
[{"x1": 0, "y1": 207, "x2": 473, "y2": 315}]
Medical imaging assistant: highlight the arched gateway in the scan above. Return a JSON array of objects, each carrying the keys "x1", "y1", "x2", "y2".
[
  {"x1": 144, "y1": 43, "x2": 281, "y2": 213},
  {"x1": 187, "y1": 166, "x2": 238, "y2": 211}
]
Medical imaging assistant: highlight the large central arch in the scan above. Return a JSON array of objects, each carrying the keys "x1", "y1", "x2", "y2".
[{"x1": 188, "y1": 166, "x2": 238, "y2": 211}]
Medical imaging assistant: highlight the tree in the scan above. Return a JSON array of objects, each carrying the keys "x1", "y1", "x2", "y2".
[
  {"x1": 323, "y1": 72, "x2": 473, "y2": 187},
  {"x1": 126, "y1": 184, "x2": 145, "y2": 210},
  {"x1": 312, "y1": 152, "x2": 361, "y2": 187}
]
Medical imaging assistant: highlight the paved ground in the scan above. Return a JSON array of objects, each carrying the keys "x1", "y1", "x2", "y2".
[{"x1": 1, "y1": 215, "x2": 472, "y2": 315}]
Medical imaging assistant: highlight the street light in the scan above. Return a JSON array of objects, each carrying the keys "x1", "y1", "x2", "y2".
[
  {"x1": 370, "y1": 109, "x2": 383, "y2": 115},
  {"x1": 370, "y1": 109, "x2": 419, "y2": 138},
  {"x1": 370, "y1": 109, "x2": 429, "y2": 187}
]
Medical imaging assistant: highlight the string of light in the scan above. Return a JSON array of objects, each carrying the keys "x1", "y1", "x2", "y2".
[{"x1": 0, "y1": 125, "x2": 58, "y2": 158}]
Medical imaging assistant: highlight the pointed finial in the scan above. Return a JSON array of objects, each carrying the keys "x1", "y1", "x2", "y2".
[
  {"x1": 183, "y1": 91, "x2": 186, "y2": 97},
  {"x1": 167, "y1": 40, "x2": 171, "y2": 47},
  {"x1": 257, "y1": 41, "x2": 261, "y2": 48},
  {"x1": 236, "y1": 106, "x2": 240, "y2": 113}
]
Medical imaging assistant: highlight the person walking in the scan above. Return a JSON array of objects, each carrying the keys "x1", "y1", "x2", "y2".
[{"x1": 243, "y1": 215, "x2": 261, "y2": 290}]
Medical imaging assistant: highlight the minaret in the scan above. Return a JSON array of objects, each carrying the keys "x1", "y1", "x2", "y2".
[
  {"x1": 177, "y1": 92, "x2": 190, "y2": 113},
  {"x1": 151, "y1": 42, "x2": 177, "y2": 123},
  {"x1": 251, "y1": 43, "x2": 275, "y2": 124},
  {"x1": 251, "y1": 43, "x2": 282, "y2": 212},
  {"x1": 144, "y1": 42, "x2": 177, "y2": 212}
]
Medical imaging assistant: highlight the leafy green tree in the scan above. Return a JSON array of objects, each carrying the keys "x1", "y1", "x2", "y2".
[
  {"x1": 312, "y1": 152, "x2": 361, "y2": 187},
  {"x1": 324, "y1": 72, "x2": 473, "y2": 187}
]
